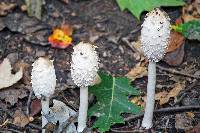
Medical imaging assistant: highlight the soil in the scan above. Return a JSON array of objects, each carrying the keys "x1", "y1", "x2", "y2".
[{"x1": 0, "y1": 0, "x2": 199, "y2": 133}]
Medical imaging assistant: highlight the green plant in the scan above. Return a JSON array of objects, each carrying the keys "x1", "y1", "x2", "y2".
[
  {"x1": 172, "y1": 20, "x2": 200, "y2": 41},
  {"x1": 89, "y1": 72, "x2": 141, "y2": 132},
  {"x1": 116, "y1": 0, "x2": 185, "y2": 19}
]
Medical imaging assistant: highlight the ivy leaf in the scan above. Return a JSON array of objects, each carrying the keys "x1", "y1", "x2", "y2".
[
  {"x1": 116, "y1": 0, "x2": 185, "y2": 19},
  {"x1": 172, "y1": 20, "x2": 200, "y2": 41},
  {"x1": 88, "y1": 72, "x2": 141, "y2": 133}
]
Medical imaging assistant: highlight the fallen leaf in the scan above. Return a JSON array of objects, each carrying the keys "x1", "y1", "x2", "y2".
[
  {"x1": 159, "y1": 82, "x2": 185, "y2": 105},
  {"x1": 175, "y1": 113, "x2": 193, "y2": 130},
  {"x1": 186, "y1": 112, "x2": 195, "y2": 119},
  {"x1": 186, "y1": 122, "x2": 200, "y2": 133},
  {"x1": 131, "y1": 96, "x2": 145, "y2": 107},
  {"x1": 0, "y1": 58, "x2": 23, "y2": 89},
  {"x1": 164, "y1": 43, "x2": 185, "y2": 66},
  {"x1": 0, "y1": 2, "x2": 16, "y2": 16},
  {"x1": 47, "y1": 100, "x2": 77, "y2": 133},
  {"x1": 155, "y1": 91, "x2": 168, "y2": 101},
  {"x1": 126, "y1": 63, "x2": 147, "y2": 81},
  {"x1": 167, "y1": 31, "x2": 185, "y2": 53},
  {"x1": 182, "y1": 0, "x2": 200, "y2": 22},
  {"x1": 0, "y1": 87, "x2": 28, "y2": 106},
  {"x1": 48, "y1": 24, "x2": 73, "y2": 49},
  {"x1": 14, "y1": 62, "x2": 31, "y2": 85},
  {"x1": 13, "y1": 110, "x2": 29, "y2": 127},
  {"x1": 30, "y1": 98, "x2": 41, "y2": 117},
  {"x1": 4, "y1": 13, "x2": 51, "y2": 46}
]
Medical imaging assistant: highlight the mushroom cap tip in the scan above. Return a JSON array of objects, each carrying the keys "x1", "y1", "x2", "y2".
[
  {"x1": 141, "y1": 8, "x2": 171, "y2": 62},
  {"x1": 71, "y1": 42, "x2": 99, "y2": 87},
  {"x1": 31, "y1": 57, "x2": 56, "y2": 98}
]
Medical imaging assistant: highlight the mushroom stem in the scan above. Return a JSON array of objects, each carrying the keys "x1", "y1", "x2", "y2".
[
  {"x1": 77, "y1": 87, "x2": 88, "y2": 132},
  {"x1": 41, "y1": 96, "x2": 50, "y2": 132},
  {"x1": 142, "y1": 61, "x2": 156, "y2": 129}
]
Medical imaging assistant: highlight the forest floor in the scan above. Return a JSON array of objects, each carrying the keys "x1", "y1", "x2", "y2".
[{"x1": 0, "y1": 0, "x2": 199, "y2": 133}]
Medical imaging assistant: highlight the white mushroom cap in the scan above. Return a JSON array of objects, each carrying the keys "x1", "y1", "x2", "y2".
[
  {"x1": 71, "y1": 42, "x2": 99, "y2": 87},
  {"x1": 141, "y1": 8, "x2": 170, "y2": 62},
  {"x1": 31, "y1": 57, "x2": 56, "y2": 98}
]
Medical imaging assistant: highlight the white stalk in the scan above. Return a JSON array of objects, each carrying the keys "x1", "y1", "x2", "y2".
[
  {"x1": 142, "y1": 61, "x2": 156, "y2": 129},
  {"x1": 41, "y1": 96, "x2": 50, "y2": 133},
  {"x1": 77, "y1": 87, "x2": 88, "y2": 132}
]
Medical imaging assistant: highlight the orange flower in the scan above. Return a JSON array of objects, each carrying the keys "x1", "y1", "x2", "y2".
[{"x1": 48, "y1": 25, "x2": 73, "y2": 49}]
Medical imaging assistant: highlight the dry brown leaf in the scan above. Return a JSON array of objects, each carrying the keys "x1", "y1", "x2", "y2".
[
  {"x1": 167, "y1": 31, "x2": 185, "y2": 53},
  {"x1": 186, "y1": 122, "x2": 200, "y2": 133},
  {"x1": 0, "y1": 2, "x2": 16, "y2": 16},
  {"x1": 159, "y1": 82, "x2": 185, "y2": 105},
  {"x1": 13, "y1": 110, "x2": 30, "y2": 127},
  {"x1": 175, "y1": 113, "x2": 193, "y2": 130},
  {"x1": 0, "y1": 58, "x2": 23, "y2": 89},
  {"x1": 131, "y1": 96, "x2": 145, "y2": 107},
  {"x1": 186, "y1": 112, "x2": 195, "y2": 119},
  {"x1": 126, "y1": 63, "x2": 147, "y2": 81},
  {"x1": 131, "y1": 39, "x2": 146, "y2": 61},
  {"x1": 164, "y1": 43, "x2": 185, "y2": 66},
  {"x1": 182, "y1": 0, "x2": 200, "y2": 22},
  {"x1": 155, "y1": 91, "x2": 168, "y2": 101},
  {"x1": 0, "y1": 87, "x2": 28, "y2": 105}
]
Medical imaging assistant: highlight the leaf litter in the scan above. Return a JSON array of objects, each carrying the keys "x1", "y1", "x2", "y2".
[
  {"x1": 46, "y1": 100, "x2": 77, "y2": 133},
  {"x1": 0, "y1": 58, "x2": 23, "y2": 89}
]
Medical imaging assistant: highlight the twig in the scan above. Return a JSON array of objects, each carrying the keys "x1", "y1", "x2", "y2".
[
  {"x1": 121, "y1": 37, "x2": 140, "y2": 54},
  {"x1": 28, "y1": 123, "x2": 42, "y2": 130},
  {"x1": 26, "y1": 89, "x2": 33, "y2": 115},
  {"x1": 0, "y1": 127, "x2": 23, "y2": 133},
  {"x1": 157, "y1": 65, "x2": 200, "y2": 80},
  {"x1": 124, "y1": 105, "x2": 200, "y2": 122}
]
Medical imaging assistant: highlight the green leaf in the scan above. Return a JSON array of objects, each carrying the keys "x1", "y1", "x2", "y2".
[
  {"x1": 88, "y1": 72, "x2": 141, "y2": 133},
  {"x1": 116, "y1": 0, "x2": 185, "y2": 19},
  {"x1": 172, "y1": 20, "x2": 200, "y2": 41}
]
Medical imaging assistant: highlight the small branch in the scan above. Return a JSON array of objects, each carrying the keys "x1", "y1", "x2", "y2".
[
  {"x1": 125, "y1": 105, "x2": 200, "y2": 122},
  {"x1": 157, "y1": 65, "x2": 200, "y2": 79},
  {"x1": 26, "y1": 89, "x2": 33, "y2": 115},
  {"x1": 28, "y1": 123, "x2": 42, "y2": 130}
]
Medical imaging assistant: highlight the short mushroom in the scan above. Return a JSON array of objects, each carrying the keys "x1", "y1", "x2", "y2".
[
  {"x1": 140, "y1": 9, "x2": 170, "y2": 129},
  {"x1": 71, "y1": 42, "x2": 99, "y2": 132},
  {"x1": 31, "y1": 57, "x2": 56, "y2": 132}
]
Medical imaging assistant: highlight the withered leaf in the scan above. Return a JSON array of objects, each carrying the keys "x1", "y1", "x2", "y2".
[
  {"x1": 164, "y1": 43, "x2": 185, "y2": 66},
  {"x1": 159, "y1": 83, "x2": 185, "y2": 105},
  {"x1": 30, "y1": 98, "x2": 41, "y2": 117},
  {"x1": 0, "y1": 87, "x2": 28, "y2": 106},
  {"x1": 13, "y1": 110, "x2": 29, "y2": 127},
  {"x1": 126, "y1": 63, "x2": 147, "y2": 81},
  {"x1": 167, "y1": 31, "x2": 185, "y2": 53},
  {"x1": 0, "y1": 58, "x2": 23, "y2": 89},
  {"x1": 0, "y1": 2, "x2": 16, "y2": 16},
  {"x1": 182, "y1": 0, "x2": 200, "y2": 22},
  {"x1": 4, "y1": 13, "x2": 50, "y2": 46}
]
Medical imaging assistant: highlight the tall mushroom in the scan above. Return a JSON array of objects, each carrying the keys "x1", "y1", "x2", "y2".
[
  {"x1": 71, "y1": 42, "x2": 99, "y2": 132},
  {"x1": 141, "y1": 9, "x2": 170, "y2": 129},
  {"x1": 31, "y1": 57, "x2": 56, "y2": 132}
]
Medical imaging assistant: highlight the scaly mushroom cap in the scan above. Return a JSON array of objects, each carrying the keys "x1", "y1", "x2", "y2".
[
  {"x1": 71, "y1": 42, "x2": 99, "y2": 87},
  {"x1": 141, "y1": 8, "x2": 170, "y2": 62},
  {"x1": 31, "y1": 57, "x2": 56, "y2": 98}
]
